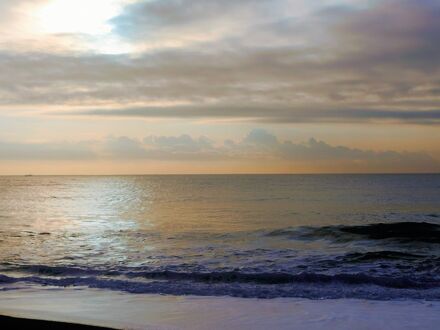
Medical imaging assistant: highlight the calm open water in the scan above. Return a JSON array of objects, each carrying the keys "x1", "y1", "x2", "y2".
[{"x1": 0, "y1": 174, "x2": 439, "y2": 299}]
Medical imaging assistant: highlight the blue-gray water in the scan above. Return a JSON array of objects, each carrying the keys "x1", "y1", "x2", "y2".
[{"x1": 0, "y1": 175, "x2": 439, "y2": 299}]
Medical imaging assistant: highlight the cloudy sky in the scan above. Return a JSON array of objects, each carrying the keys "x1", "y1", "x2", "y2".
[{"x1": 0, "y1": 0, "x2": 439, "y2": 174}]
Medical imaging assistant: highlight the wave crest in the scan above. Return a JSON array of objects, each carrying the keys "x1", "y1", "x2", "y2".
[
  {"x1": 1, "y1": 271, "x2": 440, "y2": 300},
  {"x1": 267, "y1": 222, "x2": 440, "y2": 243}
]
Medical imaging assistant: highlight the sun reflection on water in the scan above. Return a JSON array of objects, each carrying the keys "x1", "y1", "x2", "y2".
[
  {"x1": 0, "y1": 176, "x2": 156, "y2": 266},
  {"x1": 1, "y1": 175, "x2": 439, "y2": 272}
]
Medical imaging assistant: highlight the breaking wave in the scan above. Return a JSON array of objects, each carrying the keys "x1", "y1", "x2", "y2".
[
  {"x1": 266, "y1": 222, "x2": 440, "y2": 244},
  {"x1": 1, "y1": 263, "x2": 440, "y2": 300}
]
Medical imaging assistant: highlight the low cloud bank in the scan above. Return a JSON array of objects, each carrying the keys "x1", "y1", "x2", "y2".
[{"x1": 0, "y1": 129, "x2": 437, "y2": 172}]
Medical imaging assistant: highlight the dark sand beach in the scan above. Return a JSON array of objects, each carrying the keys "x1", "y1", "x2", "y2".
[{"x1": 0, "y1": 315, "x2": 115, "y2": 329}]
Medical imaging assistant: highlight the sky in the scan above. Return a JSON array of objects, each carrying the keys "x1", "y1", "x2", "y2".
[{"x1": 0, "y1": 0, "x2": 439, "y2": 174}]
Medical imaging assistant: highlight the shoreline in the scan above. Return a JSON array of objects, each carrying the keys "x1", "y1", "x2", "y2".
[{"x1": 1, "y1": 286, "x2": 440, "y2": 329}]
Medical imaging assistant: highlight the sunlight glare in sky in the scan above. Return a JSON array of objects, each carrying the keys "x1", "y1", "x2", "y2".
[
  {"x1": 34, "y1": 0, "x2": 133, "y2": 54},
  {"x1": 37, "y1": 0, "x2": 121, "y2": 35}
]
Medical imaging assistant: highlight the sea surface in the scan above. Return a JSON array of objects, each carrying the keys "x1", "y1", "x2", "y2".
[{"x1": 0, "y1": 174, "x2": 439, "y2": 300}]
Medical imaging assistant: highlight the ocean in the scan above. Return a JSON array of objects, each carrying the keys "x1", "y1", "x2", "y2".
[{"x1": 1, "y1": 174, "x2": 439, "y2": 301}]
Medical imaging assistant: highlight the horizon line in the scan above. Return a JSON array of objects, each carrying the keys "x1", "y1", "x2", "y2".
[{"x1": 1, "y1": 172, "x2": 439, "y2": 177}]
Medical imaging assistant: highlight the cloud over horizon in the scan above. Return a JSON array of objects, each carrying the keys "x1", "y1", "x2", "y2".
[{"x1": 0, "y1": 129, "x2": 437, "y2": 173}]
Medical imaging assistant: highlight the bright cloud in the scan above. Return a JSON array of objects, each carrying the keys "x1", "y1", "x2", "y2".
[{"x1": 36, "y1": 0, "x2": 121, "y2": 35}]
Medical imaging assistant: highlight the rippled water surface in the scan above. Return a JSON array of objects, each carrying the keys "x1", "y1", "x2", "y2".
[{"x1": 1, "y1": 175, "x2": 439, "y2": 299}]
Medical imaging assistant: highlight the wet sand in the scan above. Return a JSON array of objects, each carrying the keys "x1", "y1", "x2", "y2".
[
  {"x1": 0, "y1": 286, "x2": 439, "y2": 329},
  {"x1": 0, "y1": 315, "x2": 115, "y2": 329}
]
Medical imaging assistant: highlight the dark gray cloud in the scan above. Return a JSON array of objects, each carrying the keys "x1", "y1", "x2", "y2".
[
  {"x1": 0, "y1": 0, "x2": 439, "y2": 125},
  {"x1": 70, "y1": 105, "x2": 440, "y2": 125},
  {"x1": 111, "y1": 0, "x2": 274, "y2": 41},
  {"x1": 0, "y1": 130, "x2": 438, "y2": 172},
  {"x1": 329, "y1": 0, "x2": 440, "y2": 71}
]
